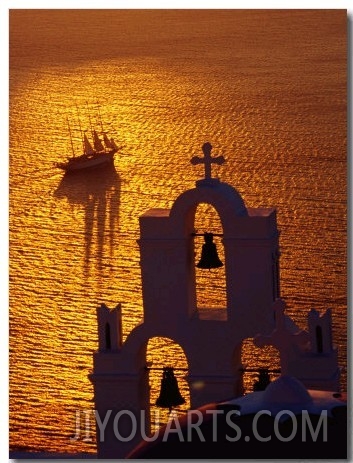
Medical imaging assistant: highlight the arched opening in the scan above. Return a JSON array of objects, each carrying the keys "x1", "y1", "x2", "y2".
[
  {"x1": 194, "y1": 203, "x2": 227, "y2": 319},
  {"x1": 316, "y1": 325, "x2": 323, "y2": 353},
  {"x1": 105, "y1": 322, "x2": 111, "y2": 350},
  {"x1": 146, "y1": 337, "x2": 189, "y2": 433},
  {"x1": 241, "y1": 338, "x2": 281, "y2": 393}
]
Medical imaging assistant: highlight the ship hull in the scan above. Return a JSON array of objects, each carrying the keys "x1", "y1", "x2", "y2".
[{"x1": 57, "y1": 150, "x2": 115, "y2": 173}]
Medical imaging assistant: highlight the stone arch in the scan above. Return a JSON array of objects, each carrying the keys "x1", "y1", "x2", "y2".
[
  {"x1": 165, "y1": 182, "x2": 248, "y2": 319},
  {"x1": 122, "y1": 327, "x2": 190, "y2": 429},
  {"x1": 194, "y1": 202, "x2": 227, "y2": 311},
  {"x1": 147, "y1": 336, "x2": 190, "y2": 430},
  {"x1": 241, "y1": 337, "x2": 281, "y2": 393},
  {"x1": 168, "y1": 182, "x2": 247, "y2": 239}
]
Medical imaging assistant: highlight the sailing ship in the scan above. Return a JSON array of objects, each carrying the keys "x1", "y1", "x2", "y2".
[{"x1": 56, "y1": 109, "x2": 121, "y2": 173}]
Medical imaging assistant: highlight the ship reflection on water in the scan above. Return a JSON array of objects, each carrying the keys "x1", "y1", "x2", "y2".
[{"x1": 54, "y1": 164, "x2": 121, "y2": 277}]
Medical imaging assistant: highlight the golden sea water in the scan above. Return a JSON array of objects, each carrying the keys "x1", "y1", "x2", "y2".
[{"x1": 9, "y1": 10, "x2": 346, "y2": 454}]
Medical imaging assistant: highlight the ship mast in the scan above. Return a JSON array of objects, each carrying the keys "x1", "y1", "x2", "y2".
[
  {"x1": 96, "y1": 101, "x2": 107, "y2": 152},
  {"x1": 96, "y1": 100, "x2": 105, "y2": 133},
  {"x1": 67, "y1": 116, "x2": 75, "y2": 157},
  {"x1": 86, "y1": 101, "x2": 94, "y2": 140},
  {"x1": 76, "y1": 104, "x2": 84, "y2": 154}
]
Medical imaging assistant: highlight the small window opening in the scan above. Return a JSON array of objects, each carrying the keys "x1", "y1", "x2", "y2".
[
  {"x1": 105, "y1": 322, "x2": 111, "y2": 350},
  {"x1": 316, "y1": 325, "x2": 323, "y2": 353}
]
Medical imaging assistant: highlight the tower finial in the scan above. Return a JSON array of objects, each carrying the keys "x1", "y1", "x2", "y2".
[{"x1": 190, "y1": 142, "x2": 225, "y2": 180}]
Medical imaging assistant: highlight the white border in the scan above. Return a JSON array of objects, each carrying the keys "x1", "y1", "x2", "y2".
[{"x1": 3, "y1": 4, "x2": 351, "y2": 463}]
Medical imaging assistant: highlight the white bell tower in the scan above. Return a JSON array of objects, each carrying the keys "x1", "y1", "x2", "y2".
[{"x1": 90, "y1": 142, "x2": 281, "y2": 458}]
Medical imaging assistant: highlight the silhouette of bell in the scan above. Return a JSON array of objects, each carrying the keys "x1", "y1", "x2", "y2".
[
  {"x1": 196, "y1": 233, "x2": 223, "y2": 269},
  {"x1": 155, "y1": 367, "x2": 185, "y2": 410},
  {"x1": 253, "y1": 368, "x2": 271, "y2": 391}
]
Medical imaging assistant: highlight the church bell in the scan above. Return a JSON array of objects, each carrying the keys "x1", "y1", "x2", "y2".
[
  {"x1": 155, "y1": 367, "x2": 185, "y2": 410},
  {"x1": 196, "y1": 232, "x2": 224, "y2": 269},
  {"x1": 253, "y1": 368, "x2": 271, "y2": 391}
]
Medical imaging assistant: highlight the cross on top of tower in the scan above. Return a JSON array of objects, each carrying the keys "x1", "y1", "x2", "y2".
[{"x1": 191, "y1": 142, "x2": 225, "y2": 180}]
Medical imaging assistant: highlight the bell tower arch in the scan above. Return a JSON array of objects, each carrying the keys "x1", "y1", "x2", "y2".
[
  {"x1": 139, "y1": 143, "x2": 279, "y2": 330},
  {"x1": 194, "y1": 203, "x2": 226, "y2": 311},
  {"x1": 90, "y1": 143, "x2": 281, "y2": 458}
]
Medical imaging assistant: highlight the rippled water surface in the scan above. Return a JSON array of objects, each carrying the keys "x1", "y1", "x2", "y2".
[{"x1": 9, "y1": 9, "x2": 346, "y2": 454}]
